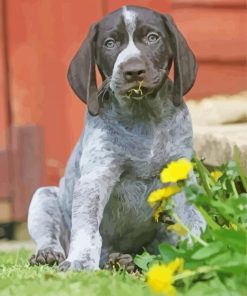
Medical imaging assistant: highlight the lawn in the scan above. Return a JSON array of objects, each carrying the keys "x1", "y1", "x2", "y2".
[{"x1": 0, "y1": 250, "x2": 154, "y2": 296}]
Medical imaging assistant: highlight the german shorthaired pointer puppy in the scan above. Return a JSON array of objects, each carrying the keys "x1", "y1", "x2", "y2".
[{"x1": 28, "y1": 5, "x2": 206, "y2": 271}]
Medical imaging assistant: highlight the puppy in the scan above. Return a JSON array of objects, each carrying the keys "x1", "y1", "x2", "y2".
[{"x1": 28, "y1": 5, "x2": 206, "y2": 271}]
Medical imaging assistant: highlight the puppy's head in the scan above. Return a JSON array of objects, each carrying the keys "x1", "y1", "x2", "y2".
[{"x1": 68, "y1": 6, "x2": 198, "y2": 115}]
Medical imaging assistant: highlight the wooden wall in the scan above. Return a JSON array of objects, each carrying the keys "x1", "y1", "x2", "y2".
[{"x1": 172, "y1": 0, "x2": 247, "y2": 99}]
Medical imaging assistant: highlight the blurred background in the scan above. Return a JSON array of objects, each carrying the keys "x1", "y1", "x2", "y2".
[{"x1": 0, "y1": 0, "x2": 246, "y2": 240}]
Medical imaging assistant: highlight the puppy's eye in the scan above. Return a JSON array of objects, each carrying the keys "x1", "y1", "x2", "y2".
[
  {"x1": 104, "y1": 38, "x2": 116, "y2": 49},
  {"x1": 147, "y1": 32, "x2": 160, "y2": 44}
]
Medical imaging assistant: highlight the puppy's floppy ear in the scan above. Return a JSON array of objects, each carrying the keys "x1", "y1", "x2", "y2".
[
  {"x1": 67, "y1": 24, "x2": 99, "y2": 116},
  {"x1": 162, "y1": 15, "x2": 198, "y2": 106}
]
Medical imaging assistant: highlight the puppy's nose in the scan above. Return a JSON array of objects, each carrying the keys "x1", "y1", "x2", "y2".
[
  {"x1": 124, "y1": 69, "x2": 146, "y2": 82},
  {"x1": 122, "y1": 58, "x2": 146, "y2": 82}
]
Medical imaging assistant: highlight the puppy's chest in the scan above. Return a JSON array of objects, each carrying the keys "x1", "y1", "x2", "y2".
[{"x1": 119, "y1": 125, "x2": 172, "y2": 178}]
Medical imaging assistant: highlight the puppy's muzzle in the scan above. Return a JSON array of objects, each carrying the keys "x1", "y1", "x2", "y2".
[{"x1": 122, "y1": 57, "x2": 146, "y2": 83}]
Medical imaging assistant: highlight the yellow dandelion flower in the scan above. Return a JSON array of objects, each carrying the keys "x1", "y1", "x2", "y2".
[
  {"x1": 167, "y1": 223, "x2": 187, "y2": 237},
  {"x1": 154, "y1": 204, "x2": 164, "y2": 222},
  {"x1": 160, "y1": 158, "x2": 193, "y2": 183},
  {"x1": 148, "y1": 186, "x2": 181, "y2": 207},
  {"x1": 147, "y1": 264, "x2": 176, "y2": 296},
  {"x1": 210, "y1": 170, "x2": 223, "y2": 182},
  {"x1": 167, "y1": 258, "x2": 184, "y2": 273}
]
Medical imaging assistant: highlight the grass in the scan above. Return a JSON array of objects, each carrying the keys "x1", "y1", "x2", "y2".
[{"x1": 0, "y1": 250, "x2": 154, "y2": 296}]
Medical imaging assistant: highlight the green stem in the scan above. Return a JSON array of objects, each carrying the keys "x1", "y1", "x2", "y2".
[
  {"x1": 174, "y1": 270, "x2": 196, "y2": 280},
  {"x1": 174, "y1": 265, "x2": 217, "y2": 281},
  {"x1": 230, "y1": 180, "x2": 239, "y2": 198},
  {"x1": 195, "y1": 159, "x2": 213, "y2": 199},
  {"x1": 198, "y1": 206, "x2": 220, "y2": 230},
  {"x1": 234, "y1": 146, "x2": 247, "y2": 193},
  {"x1": 172, "y1": 213, "x2": 208, "y2": 247}
]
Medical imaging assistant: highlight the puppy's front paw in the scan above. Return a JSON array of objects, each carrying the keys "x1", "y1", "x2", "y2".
[
  {"x1": 58, "y1": 260, "x2": 70, "y2": 271},
  {"x1": 59, "y1": 260, "x2": 82, "y2": 271},
  {"x1": 104, "y1": 252, "x2": 136, "y2": 273},
  {"x1": 29, "y1": 248, "x2": 65, "y2": 266}
]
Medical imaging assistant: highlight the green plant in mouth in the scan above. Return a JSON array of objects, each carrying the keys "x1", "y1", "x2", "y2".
[
  {"x1": 135, "y1": 149, "x2": 247, "y2": 296},
  {"x1": 126, "y1": 80, "x2": 144, "y2": 99}
]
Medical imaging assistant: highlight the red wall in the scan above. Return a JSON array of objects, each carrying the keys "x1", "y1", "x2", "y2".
[
  {"x1": 0, "y1": 0, "x2": 9, "y2": 151},
  {"x1": 172, "y1": 0, "x2": 247, "y2": 99},
  {"x1": 5, "y1": 0, "x2": 103, "y2": 185}
]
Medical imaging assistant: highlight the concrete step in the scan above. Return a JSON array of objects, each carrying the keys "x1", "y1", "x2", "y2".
[{"x1": 187, "y1": 92, "x2": 247, "y2": 173}]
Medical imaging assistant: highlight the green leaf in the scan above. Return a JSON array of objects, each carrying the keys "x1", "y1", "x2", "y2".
[
  {"x1": 191, "y1": 242, "x2": 224, "y2": 260},
  {"x1": 197, "y1": 206, "x2": 221, "y2": 230},
  {"x1": 184, "y1": 259, "x2": 204, "y2": 270},
  {"x1": 133, "y1": 252, "x2": 156, "y2": 271},
  {"x1": 158, "y1": 243, "x2": 186, "y2": 263},
  {"x1": 194, "y1": 158, "x2": 213, "y2": 199},
  {"x1": 212, "y1": 229, "x2": 247, "y2": 254},
  {"x1": 208, "y1": 251, "x2": 247, "y2": 274},
  {"x1": 225, "y1": 161, "x2": 239, "y2": 180},
  {"x1": 181, "y1": 277, "x2": 234, "y2": 296}
]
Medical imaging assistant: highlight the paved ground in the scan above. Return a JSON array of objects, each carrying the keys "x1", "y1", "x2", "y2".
[
  {"x1": 193, "y1": 123, "x2": 247, "y2": 173},
  {"x1": 0, "y1": 240, "x2": 35, "y2": 252}
]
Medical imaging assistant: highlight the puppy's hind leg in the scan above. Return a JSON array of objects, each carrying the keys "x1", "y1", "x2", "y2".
[{"x1": 28, "y1": 187, "x2": 69, "y2": 266}]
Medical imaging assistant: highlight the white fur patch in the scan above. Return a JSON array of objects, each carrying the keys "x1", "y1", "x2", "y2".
[
  {"x1": 123, "y1": 6, "x2": 136, "y2": 36},
  {"x1": 68, "y1": 228, "x2": 101, "y2": 266},
  {"x1": 111, "y1": 7, "x2": 140, "y2": 82}
]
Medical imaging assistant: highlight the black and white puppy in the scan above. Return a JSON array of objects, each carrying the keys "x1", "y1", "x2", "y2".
[{"x1": 28, "y1": 6, "x2": 206, "y2": 271}]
